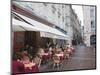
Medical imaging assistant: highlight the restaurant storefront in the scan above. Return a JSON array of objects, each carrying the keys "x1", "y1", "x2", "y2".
[{"x1": 12, "y1": 2, "x2": 69, "y2": 55}]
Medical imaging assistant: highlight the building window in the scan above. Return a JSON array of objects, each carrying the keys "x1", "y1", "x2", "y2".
[
  {"x1": 43, "y1": 3, "x2": 47, "y2": 6},
  {"x1": 62, "y1": 16, "x2": 64, "y2": 22},
  {"x1": 58, "y1": 11, "x2": 61, "y2": 18},
  {"x1": 90, "y1": 8, "x2": 94, "y2": 17},
  {"x1": 91, "y1": 20, "x2": 96, "y2": 32},
  {"x1": 52, "y1": 5, "x2": 56, "y2": 14},
  {"x1": 62, "y1": 5, "x2": 64, "y2": 8},
  {"x1": 52, "y1": 9, "x2": 55, "y2": 13},
  {"x1": 91, "y1": 21, "x2": 94, "y2": 28},
  {"x1": 65, "y1": 23, "x2": 67, "y2": 26}
]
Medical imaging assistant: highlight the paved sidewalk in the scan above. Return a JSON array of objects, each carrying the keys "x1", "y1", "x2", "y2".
[{"x1": 39, "y1": 45, "x2": 96, "y2": 72}]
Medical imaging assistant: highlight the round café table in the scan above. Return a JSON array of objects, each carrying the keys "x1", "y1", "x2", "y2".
[
  {"x1": 23, "y1": 62, "x2": 39, "y2": 74},
  {"x1": 55, "y1": 53, "x2": 64, "y2": 61}
]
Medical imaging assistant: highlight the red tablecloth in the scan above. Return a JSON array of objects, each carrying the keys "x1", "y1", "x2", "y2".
[
  {"x1": 55, "y1": 54, "x2": 64, "y2": 61},
  {"x1": 24, "y1": 63, "x2": 39, "y2": 73},
  {"x1": 42, "y1": 53, "x2": 51, "y2": 61},
  {"x1": 12, "y1": 61, "x2": 39, "y2": 74}
]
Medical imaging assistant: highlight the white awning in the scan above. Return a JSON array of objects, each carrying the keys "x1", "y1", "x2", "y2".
[
  {"x1": 40, "y1": 32, "x2": 68, "y2": 40},
  {"x1": 12, "y1": 12, "x2": 70, "y2": 40},
  {"x1": 13, "y1": 12, "x2": 68, "y2": 38},
  {"x1": 12, "y1": 18, "x2": 45, "y2": 32},
  {"x1": 12, "y1": 19, "x2": 68, "y2": 40},
  {"x1": 12, "y1": 24, "x2": 25, "y2": 31}
]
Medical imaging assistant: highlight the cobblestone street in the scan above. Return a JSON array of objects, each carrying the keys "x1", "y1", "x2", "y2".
[{"x1": 39, "y1": 45, "x2": 96, "y2": 72}]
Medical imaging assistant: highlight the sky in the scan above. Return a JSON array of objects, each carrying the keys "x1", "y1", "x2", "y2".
[{"x1": 72, "y1": 5, "x2": 83, "y2": 26}]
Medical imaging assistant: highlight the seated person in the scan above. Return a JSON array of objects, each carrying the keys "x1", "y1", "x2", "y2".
[
  {"x1": 21, "y1": 51, "x2": 28, "y2": 56},
  {"x1": 57, "y1": 48, "x2": 62, "y2": 53},
  {"x1": 52, "y1": 54, "x2": 60, "y2": 68},
  {"x1": 54, "y1": 48, "x2": 64, "y2": 62},
  {"x1": 33, "y1": 54, "x2": 42, "y2": 67},
  {"x1": 67, "y1": 48, "x2": 73, "y2": 55},
  {"x1": 64, "y1": 49, "x2": 70, "y2": 59},
  {"x1": 37, "y1": 48, "x2": 45, "y2": 56}
]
